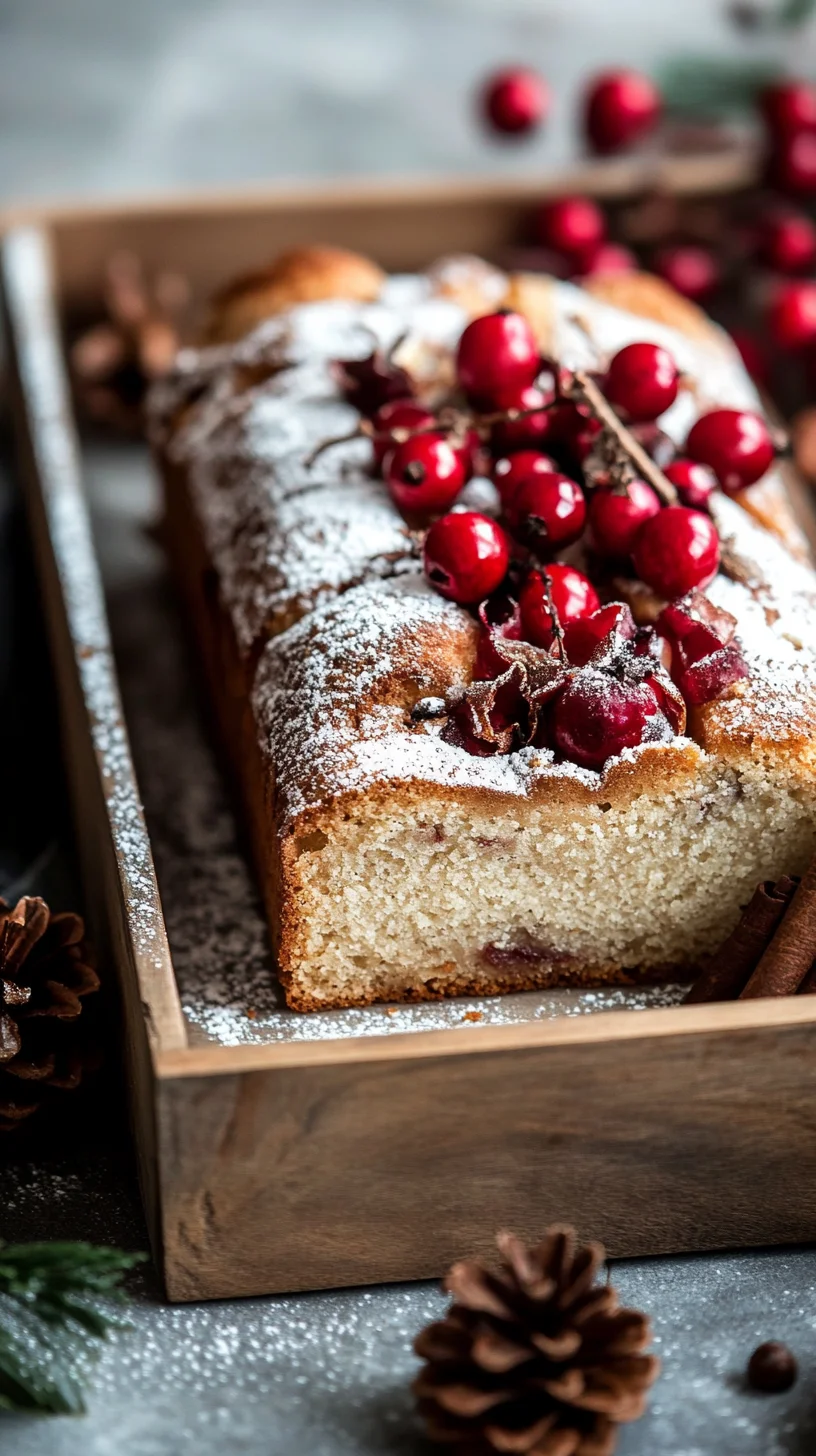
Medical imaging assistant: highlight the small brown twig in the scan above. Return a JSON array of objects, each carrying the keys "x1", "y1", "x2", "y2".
[
  {"x1": 303, "y1": 398, "x2": 564, "y2": 470},
  {"x1": 306, "y1": 363, "x2": 687, "y2": 504},
  {"x1": 386, "y1": 330, "x2": 409, "y2": 365},
  {"x1": 542, "y1": 571, "x2": 567, "y2": 663},
  {"x1": 568, "y1": 370, "x2": 678, "y2": 506},
  {"x1": 303, "y1": 422, "x2": 373, "y2": 468}
]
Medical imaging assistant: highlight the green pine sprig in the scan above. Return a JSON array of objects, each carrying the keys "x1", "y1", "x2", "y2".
[
  {"x1": 0, "y1": 1241, "x2": 146, "y2": 1415},
  {"x1": 660, "y1": 0, "x2": 816, "y2": 118},
  {"x1": 658, "y1": 56, "x2": 783, "y2": 117},
  {"x1": 771, "y1": 0, "x2": 816, "y2": 26},
  {"x1": 730, "y1": 0, "x2": 816, "y2": 27}
]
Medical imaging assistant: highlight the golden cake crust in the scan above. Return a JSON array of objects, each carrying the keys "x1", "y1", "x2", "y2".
[
  {"x1": 206, "y1": 245, "x2": 387, "y2": 343},
  {"x1": 581, "y1": 270, "x2": 719, "y2": 342}
]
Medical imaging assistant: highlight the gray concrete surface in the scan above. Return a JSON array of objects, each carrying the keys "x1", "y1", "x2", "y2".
[{"x1": 0, "y1": 0, "x2": 798, "y2": 201}]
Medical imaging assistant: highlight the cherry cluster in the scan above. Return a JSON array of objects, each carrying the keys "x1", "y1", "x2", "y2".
[
  {"x1": 440, "y1": 594, "x2": 746, "y2": 771},
  {"x1": 482, "y1": 72, "x2": 816, "y2": 357},
  {"x1": 441, "y1": 601, "x2": 686, "y2": 770},
  {"x1": 371, "y1": 310, "x2": 772, "y2": 612},
  {"x1": 332, "y1": 308, "x2": 767, "y2": 767},
  {"x1": 481, "y1": 66, "x2": 660, "y2": 159},
  {"x1": 759, "y1": 83, "x2": 816, "y2": 363}
]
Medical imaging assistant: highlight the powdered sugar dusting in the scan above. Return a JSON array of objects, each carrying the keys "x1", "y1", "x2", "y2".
[
  {"x1": 555, "y1": 279, "x2": 762, "y2": 426},
  {"x1": 186, "y1": 979, "x2": 686, "y2": 1048},
  {"x1": 154, "y1": 291, "x2": 467, "y2": 652},
  {"x1": 252, "y1": 571, "x2": 618, "y2": 830},
  {"x1": 6, "y1": 229, "x2": 177, "y2": 1018}
]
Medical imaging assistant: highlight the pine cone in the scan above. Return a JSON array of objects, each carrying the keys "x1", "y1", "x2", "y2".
[
  {"x1": 413, "y1": 1227, "x2": 659, "y2": 1456},
  {"x1": 70, "y1": 252, "x2": 189, "y2": 432},
  {"x1": 0, "y1": 898, "x2": 100, "y2": 1133}
]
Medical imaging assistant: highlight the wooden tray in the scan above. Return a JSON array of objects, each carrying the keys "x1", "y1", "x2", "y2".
[{"x1": 5, "y1": 157, "x2": 816, "y2": 1304}]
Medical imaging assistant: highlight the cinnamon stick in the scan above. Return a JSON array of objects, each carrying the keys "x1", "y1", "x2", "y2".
[
  {"x1": 796, "y1": 961, "x2": 816, "y2": 995},
  {"x1": 569, "y1": 370, "x2": 678, "y2": 506},
  {"x1": 685, "y1": 876, "x2": 798, "y2": 1004},
  {"x1": 741, "y1": 857, "x2": 816, "y2": 999}
]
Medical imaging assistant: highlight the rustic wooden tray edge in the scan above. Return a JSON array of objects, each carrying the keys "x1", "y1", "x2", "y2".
[{"x1": 1, "y1": 144, "x2": 758, "y2": 311}]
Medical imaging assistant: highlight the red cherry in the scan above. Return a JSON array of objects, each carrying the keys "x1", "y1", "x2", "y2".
[
  {"x1": 589, "y1": 480, "x2": 661, "y2": 557},
  {"x1": 767, "y1": 279, "x2": 816, "y2": 349},
  {"x1": 489, "y1": 379, "x2": 556, "y2": 451},
  {"x1": 575, "y1": 240, "x2": 637, "y2": 278},
  {"x1": 387, "y1": 433, "x2": 466, "y2": 515},
  {"x1": 769, "y1": 130, "x2": 816, "y2": 194},
  {"x1": 491, "y1": 449, "x2": 558, "y2": 508},
  {"x1": 584, "y1": 69, "x2": 662, "y2": 154},
  {"x1": 653, "y1": 244, "x2": 720, "y2": 302},
  {"x1": 730, "y1": 329, "x2": 770, "y2": 388},
  {"x1": 563, "y1": 602, "x2": 636, "y2": 667},
  {"x1": 507, "y1": 471, "x2": 587, "y2": 552},
  {"x1": 538, "y1": 402, "x2": 600, "y2": 462},
  {"x1": 657, "y1": 596, "x2": 749, "y2": 706},
  {"x1": 632, "y1": 507, "x2": 720, "y2": 599},
  {"x1": 664, "y1": 459, "x2": 717, "y2": 510},
  {"x1": 686, "y1": 408, "x2": 775, "y2": 493},
  {"x1": 423, "y1": 511, "x2": 510, "y2": 604},
  {"x1": 456, "y1": 311, "x2": 540, "y2": 401},
  {"x1": 372, "y1": 399, "x2": 436, "y2": 468},
  {"x1": 571, "y1": 415, "x2": 605, "y2": 464},
  {"x1": 482, "y1": 67, "x2": 549, "y2": 137},
  {"x1": 674, "y1": 647, "x2": 749, "y2": 706},
  {"x1": 519, "y1": 564, "x2": 600, "y2": 647},
  {"x1": 760, "y1": 80, "x2": 816, "y2": 136},
  {"x1": 758, "y1": 212, "x2": 816, "y2": 274},
  {"x1": 536, "y1": 197, "x2": 606, "y2": 259},
  {"x1": 603, "y1": 341, "x2": 680, "y2": 423},
  {"x1": 551, "y1": 674, "x2": 664, "y2": 770}
]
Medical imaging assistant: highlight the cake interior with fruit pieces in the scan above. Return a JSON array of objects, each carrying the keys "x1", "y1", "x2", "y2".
[{"x1": 148, "y1": 241, "x2": 816, "y2": 1012}]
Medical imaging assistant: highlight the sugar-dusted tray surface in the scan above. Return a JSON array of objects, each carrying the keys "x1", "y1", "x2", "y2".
[{"x1": 84, "y1": 440, "x2": 686, "y2": 1048}]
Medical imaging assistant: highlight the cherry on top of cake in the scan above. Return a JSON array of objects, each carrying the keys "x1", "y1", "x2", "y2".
[
  {"x1": 150, "y1": 253, "x2": 816, "y2": 785},
  {"x1": 320, "y1": 303, "x2": 784, "y2": 772}
]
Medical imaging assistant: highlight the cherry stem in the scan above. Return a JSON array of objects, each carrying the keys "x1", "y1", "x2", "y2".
[
  {"x1": 307, "y1": 365, "x2": 686, "y2": 505},
  {"x1": 386, "y1": 331, "x2": 409, "y2": 366},
  {"x1": 542, "y1": 571, "x2": 567, "y2": 664},
  {"x1": 304, "y1": 397, "x2": 562, "y2": 469},
  {"x1": 304, "y1": 421, "x2": 372, "y2": 468},
  {"x1": 569, "y1": 369, "x2": 678, "y2": 506}
]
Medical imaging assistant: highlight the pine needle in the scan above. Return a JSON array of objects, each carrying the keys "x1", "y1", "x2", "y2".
[
  {"x1": 729, "y1": 0, "x2": 816, "y2": 28},
  {"x1": 0, "y1": 1241, "x2": 146, "y2": 1414},
  {"x1": 659, "y1": 56, "x2": 783, "y2": 118},
  {"x1": 776, "y1": 0, "x2": 816, "y2": 26}
]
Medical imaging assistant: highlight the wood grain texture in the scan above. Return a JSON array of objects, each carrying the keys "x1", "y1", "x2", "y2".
[{"x1": 159, "y1": 1016, "x2": 816, "y2": 1300}]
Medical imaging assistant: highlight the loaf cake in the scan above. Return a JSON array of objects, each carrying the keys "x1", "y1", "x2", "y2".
[{"x1": 149, "y1": 244, "x2": 816, "y2": 1012}]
